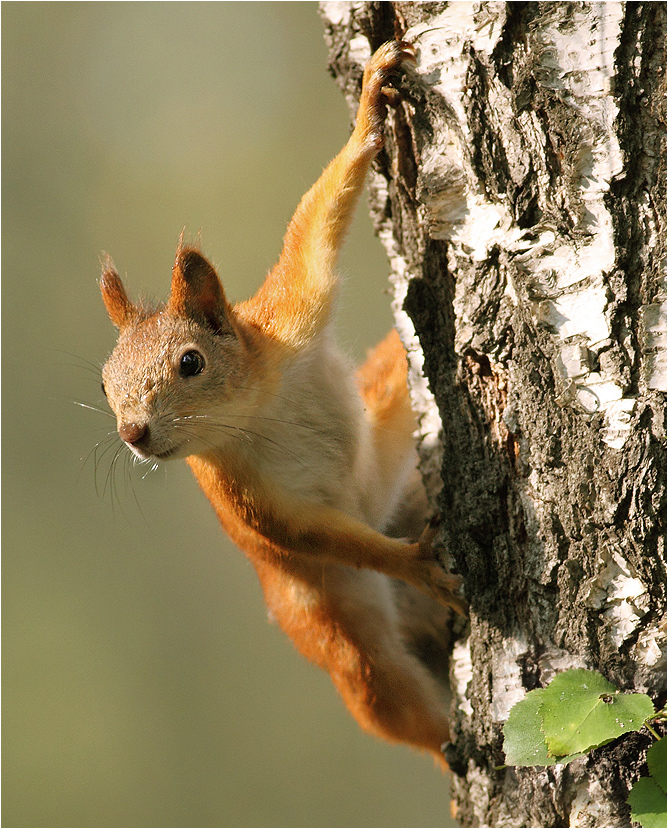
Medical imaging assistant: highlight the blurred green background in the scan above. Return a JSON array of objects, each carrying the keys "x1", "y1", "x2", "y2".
[{"x1": 3, "y1": 3, "x2": 455, "y2": 826}]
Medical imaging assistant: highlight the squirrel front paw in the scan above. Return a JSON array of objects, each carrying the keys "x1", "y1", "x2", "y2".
[
  {"x1": 408, "y1": 519, "x2": 469, "y2": 616},
  {"x1": 357, "y1": 40, "x2": 415, "y2": 150}
]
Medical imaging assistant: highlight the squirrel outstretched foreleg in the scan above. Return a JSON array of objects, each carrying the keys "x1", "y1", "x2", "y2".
[{"x1": 237, "y1": 41, "x2": 415, "y2": 348}]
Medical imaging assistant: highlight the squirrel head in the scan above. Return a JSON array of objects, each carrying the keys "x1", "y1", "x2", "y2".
[{"x1": 100, "y1": 241, "x2": 262, "y2": 461}]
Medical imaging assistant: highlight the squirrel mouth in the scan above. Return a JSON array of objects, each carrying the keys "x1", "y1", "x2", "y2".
[
  {"x1": 151, "y1": 445, "x2": 181, "y2": 461},
  {"x1": 125, "y1": 443, "x2": 180, "y2": 461}
]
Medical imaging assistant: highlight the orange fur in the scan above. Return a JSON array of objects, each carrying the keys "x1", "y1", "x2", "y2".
[{"x1": 100, "y1": 41, "x2": 465, "y2": 770}]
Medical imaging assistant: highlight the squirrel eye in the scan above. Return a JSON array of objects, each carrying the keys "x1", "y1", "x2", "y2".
[{"x1": 179, "y1": 350, "x2": 205, "y2": 378}]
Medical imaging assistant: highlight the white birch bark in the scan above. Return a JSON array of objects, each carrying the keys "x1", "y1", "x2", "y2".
[{"x1": 321, "y1": 2, "x2": 666, "y2": 826}]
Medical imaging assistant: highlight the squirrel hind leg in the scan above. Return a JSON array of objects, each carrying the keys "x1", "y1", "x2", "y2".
[
  {"x1": 357, "y1": 329, "x2": 421, "y2": 512},
  {"x1": 355, "y1": 329, "x2": 410, "y2": 424},
  {"x1": 334, "y1": 647, "x2": 450, "y2": 770}
]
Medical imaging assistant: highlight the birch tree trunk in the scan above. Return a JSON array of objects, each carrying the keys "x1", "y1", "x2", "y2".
[{"x1": 320, "y1": 3, "x2": 666, "y2": 826}]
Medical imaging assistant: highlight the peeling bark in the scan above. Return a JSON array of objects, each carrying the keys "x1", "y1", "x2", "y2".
[{"x1": 320, "y1": 2, "x2": 666, "y2": 826}]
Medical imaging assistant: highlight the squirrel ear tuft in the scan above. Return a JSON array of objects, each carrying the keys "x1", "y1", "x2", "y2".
[
  {"x1": 100, "y1": 256, "x2": 136, "y2": 329},
  {"x1": 169, "y1": 243, "x2": 233, "y2": 335}
]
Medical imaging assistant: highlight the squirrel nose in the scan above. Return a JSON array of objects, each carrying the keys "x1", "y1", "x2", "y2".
[{"x1": 119, "y1": 421, "x2": 149, "y2": 447}]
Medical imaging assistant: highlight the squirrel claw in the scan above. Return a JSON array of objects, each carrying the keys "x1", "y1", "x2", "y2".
[
  {"x1": 365, "y1": 40, "x2": 414, "y2": 93},
  {"x1": 424, "y1": 564, "x2": 468, "y2": 616},
  {"x1": 417, "y1": 513, "x2": 443, "y2": 553},
  {"x1": 381, "y1": 85, "x2": 403, "y2": 108},
  {"x1": 366, "y1": 40, "x2": 415, "y2": 75},
  {"x1": 359, "y1": 40, "x2": 415, "y2": 147},
  {"x1": 411, "y1": 518, "x2": 468, "y2": 615}
]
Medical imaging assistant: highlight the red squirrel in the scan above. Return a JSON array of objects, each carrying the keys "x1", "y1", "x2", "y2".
[{"x1": 100, "y1": 41, "x2": 466, "y2": 770}]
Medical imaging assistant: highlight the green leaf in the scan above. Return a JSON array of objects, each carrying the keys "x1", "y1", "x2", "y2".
[
  {"x1": 628, "y1": 776, "x2": 667, "y2": 828},
  {"x1": 647, "y1": 738, "x2": 667, "y2": 795},
  {"x1": 539, "y1": 669, "x2": 656, "y2": 757},
  {"x1": 503, "y1": 688, "x2": 584, "y2": 766},
  {"x1": 503, "y1": 688, "x2": 553, "y2": 766}
]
